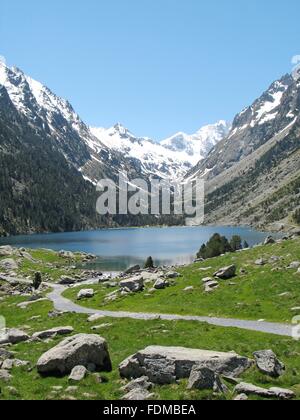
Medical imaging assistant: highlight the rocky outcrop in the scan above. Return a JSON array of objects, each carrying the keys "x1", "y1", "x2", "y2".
[
  {"x1": 253, "y1": 350, "x2": 285, "y2": 378},
  {"x1": 37, "y1": 334, "x2": 112, "y2": 376},
  {"x1": 234, "y1": 383, "x2": 295, "y2": 400},
  {"x1": 119, "y1": 346, "x2": 252, "y2": 385}
]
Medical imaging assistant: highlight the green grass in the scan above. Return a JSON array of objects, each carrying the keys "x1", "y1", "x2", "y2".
[
  {"x1": 1, "y1": 295, "x2": 300, "y2": 400},
  {"x1": 64, "y1": 238, "x2": 300, "y2": 323}
]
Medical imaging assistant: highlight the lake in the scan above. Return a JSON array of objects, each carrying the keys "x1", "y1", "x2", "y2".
[{"x1": 0, "y1": 226, "x2": 273, "y2": 271}]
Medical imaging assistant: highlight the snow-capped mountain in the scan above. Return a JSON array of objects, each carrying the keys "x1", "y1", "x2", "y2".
[
  {"x1": 161, "y1": 121, "x2": 231, "y2": 166},
  {"x1": 90, "y1": 121, "x2": 229, "y2": 180},
  {"x1": 0, "y1": 61, "x2": 228, "y2": 184}
]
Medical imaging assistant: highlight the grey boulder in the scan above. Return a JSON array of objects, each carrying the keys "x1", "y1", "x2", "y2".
[
  {"x1": 37, "y1": 334, "x2": 112, "y2": 376},
  {"x1": 188, "y1": 365, "x2": 228, "y2": 393},
  {"x1": 154, "y1": 278, "x2": 169, "y2": 290},
  {"x1": 235, "y1": 382, "x2": 295, "y2": 400},
  {"x1": 0, "y1": 259, "x2": 18, "y2": 271},
  {"x1": 0, "y1": 329, "x2": 30, "y2": 345},
  {"x1": 32, "y1": 326, "x2": 74, "y2": 340},
  {"x1": 119, "y1": 276, "x2": 144, "y2": 293},
  {"x1": 214, "y1": 265, "x2": 236, "y2": 280},
  {"x1": 68, "y1": 365, "x2": 88, "y2": 382},
  {"x1": 77, "y1": 289, "x2": 95, "y2": 300},
  {"x1": 253, "y1": 350, "x2": 285, "y2": 378},
  {"x1": 119, "y1": 346, "x2": 252, "y2": 385}
]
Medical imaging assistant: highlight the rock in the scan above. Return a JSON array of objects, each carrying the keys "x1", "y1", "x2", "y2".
[
  {"x1": 0, "y1": 259, "x2": 18, "y2": 271},
  {"x1": 214, "y1": 265, "x2": 236, "y2": 280},
  {"x1": 0, "y1": 329, "x2": 30, "y2": 345},
  {"x1": 0, "y1": 348, "x2": 14, "y2": 360},
  {"x1": 264, "y1": 236, "x2": 275, "y2": 245},
  {"x1": 188, "y1": 365, "x2": 227, "y2": 393},
  {"x1": 122, "y1": 376, "x2": 152, "y2": 393},
  {"x1": 58, "y1": 276, "x2": 76, "y2": 285},
  {"x1": 234, "y1": 383, "x2": 295, "y2": 400},
  {"x1": 234, "y1": 394, "x2": 248, "y2": 401},
  {"x1": 6, "y1": 386, "x2": 19, "y2": 396},
  {"x1": 17, "y1": 298, "x2": 48, "y2": 309},
  {"x1": 58, "y1": 250, "x2": 75, "y2": 259},
  {"x1": 68, "y1": 365, "x2": 88, "y2": 382},
  {"x1": 0, "y1": 369, "x2": 12, "y2": 382},
  {"x1": 183, "y1": 286, "x2": 194, "y2": 292},
  {"x1": 119, "y1": 346, "x2": 252, "y2": 385},
  {"x1": 253, "y1": 350, "x2": 285, "y2": 378},
  {"x1": 124, "y1": 265, "x2": 141, "y2": 275},
  {"x1": 204, "y1": 280, "x2": 219, "y2": 293},
  {"x1": 65, "y1": 386, "x2": 78, "y2": 393},
  {"x1": 37, "y1": 334, "x2": 112, "y2": 376},
  {"x1": 165, "y1": 272, "x2": 180, "y2": 279},
  {"x1": 1, "y1": 358, "x2": 29, "y2": 370},
  {"x1": 32, "y1": 326, "x2": 74, "y2": 340},
  {"x1": 287, "y1": 261, "x2": 300, "y2": 269},
  {"x1": 154, "y1": 278, "x2": 169, "y2": 290},
  {"x1": 119, "y1": 276, "x2": 144, "y2": 293},
  {"x1": 122, "y1": 389, "x2": 154, "y2": 401},
  {"x1": 202, "y1": 277, "x2": 213, "y2": 283},
  {"x1": 77, "y1": 289, "x2": 95, "y2": 300},
  {"x1": 255, "y1": 259, "x2": 266, "y2": 266},
  {"x1": 87, "y1": 314, "x2": 105, "y2": 323},
  {"x1": 0, "y1": 246, "x2": 14, "y2": 257}
]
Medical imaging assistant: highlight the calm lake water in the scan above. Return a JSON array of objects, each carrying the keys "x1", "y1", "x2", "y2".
[{"x1": 0, "y1": 226, "x2": 273, "y2": 271}]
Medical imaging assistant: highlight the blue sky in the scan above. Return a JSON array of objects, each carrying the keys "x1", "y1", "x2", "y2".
[{"x1": 1, "y1": 0, "x2": 300, "y2": 140}]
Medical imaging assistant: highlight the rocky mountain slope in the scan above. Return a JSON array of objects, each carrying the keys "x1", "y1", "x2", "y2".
[{"x1": 187, "y1": 74, "x2": 300, "y2": 229}]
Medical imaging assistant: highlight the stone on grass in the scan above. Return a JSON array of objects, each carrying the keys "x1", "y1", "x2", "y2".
[
  {"x1": 183, "y1": 286, "x2": 194, "y2": 292},
  {"x1": 0, "y1": 329, "x2": 30, "y2": 345},
  {"x1": 58, "y1": 276, "x2": 76, "y2": 285},
  {"x1": 32, "y1": 326, "x2": 74, "y2": 340},
  {"x1": 87, "y1": 314, "x2": 105, "y2": 323},
  {"x1": 119, "y1": 346, "x2": 252, "y2": 385},
  {"x1": 119, "y1": 276, "x2": 144, "y2": 293},
  {"x1": 253, "y1": 350, "x2": 285, "y2": 378},
  {"x1": 204, "y1": 280, "x2": 219, "y2": 293},
  {"x1": 154, "y1": 278, "x2": 169, "y2": 290},
  {"x1": 255, "y1": 259, "x2": 266, "y2": 266},
  {"x1": 188, "y1": 365, "x2": 227, "y2": 393},
  {"x1": 37, "y1": 334, "x2": 112, "y2": 376},
  {"x1": 77, "y1": 289, "x2": 94, "y2": 300},
  {"x1": 0, "y1": 369, "x2": 12, "y2": 382},
  {"x1": 122, "y1": 389, "x2": 154, "y2": 401},
  {"x1": 234, "y1": 393, "x2": 248, "y2": 401},
  {"x1": 68, "y1": 365, "x2": 88, "y2": 382},
  {"x1": 287, "y1": 261, "x2": 300, "y2": 269},
  {"x1": 264, "y1": 236, "x2": 275, "y2": 245},
  {"x1": 234, "y1": 383, "x2": 295, "y2": 400},
  {"x1": 17, "y1": 298, "x2": 49, "y2": 309},
  {"x1": 165, "y1": 272, "x2": 180, "y2": 279},
  {"x1": 122, "y1": 376, "x2": 152, "y2": 393},
  {"x1": 58, "y1": 250, "x2": 75, "y2": 259},
  {"x1": 0, "y1": 259, "x2": 18, "y2": 271},
  {"x1": 214, "y1": 265, "x2": 236, "y2": 280}
]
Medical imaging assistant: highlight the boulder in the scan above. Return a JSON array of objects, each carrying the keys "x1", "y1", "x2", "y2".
[
  {"x1": 122, "y1": 388, "x2": 154, "y2": 401},
  {"x1": 0, "y1": 348, "x2": 14, "y2": 360},
  {"x1": 202, "y1": 277, "x2": 213, "y2": 283},
  {"x1": 119, "y1": 276, "x2": 144, "y2": 293},
  {"x1": 77, "y1": 289, "x2": 95, "y2": 300},
  {"x1": 32, "y1": 326, "x2": 74, "y2": 340},
  {"x1": 204, "y1": 280, "x2": 219, "y2": 293},
  {"x1": 124, "y1": 265, "x2": 141, "y2": 275},
  {"x1": 287, "y1": 261, "x2": 300, "y2": 269},
  {"x1": 122, "y1": 376, "x2": 152, "y2": 393},
  {"x1": 0, "y1": 259, "x2": 18, "y2": 271},
  {"x1": 234, "y1": 383, "x2": 295, "y2": 400},
  {"x1": 0, "y1": 246, "x2": 14, "y2": 257},
  {"x1": 119, "y1": 346, "x2": 252, "y2": 385},
  {"x1": 188, "y1": 365, "x2": 227, "y2": 393},
  {"x1": 214, "y1": 265, "x2": 236, "y2": 280},
  {"x1": 154, "y1": 279, "x2": 169, "y2": 290},
  {"x1": 264, "y1": 236, "x2": 275, "y2": 245},
  {"x1": 37, "y1": 334, "x2": 112, "y2": 376},
  {"x1": 1, "y1": 358, "x2": 29, "y2": 370},
  {"x1": 165, "y1": 272, "x2": 180, "y2": 279},
  {"x1": 58, "y1": 276, "x2": 76, "y2": 285},
  {"x1": 87, "y1": 314, "x2": 105, "y2": 323},
  {"x1": 253, "y1": 350, "x2": 285, "y2": 378},
  {"x1": 0, "y1": 369, "x2": 12, "y2": 382},
  {"x1": 0, "y1": 329, "x2": 30, "y2": 345},
  {"x1": 68, "y1": 365, "x2": 88, "y2": 382},
  {"x1": 255, "y1": 259, "x2": 266, "y2": 266}
]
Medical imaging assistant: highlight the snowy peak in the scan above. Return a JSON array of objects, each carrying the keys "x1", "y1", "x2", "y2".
[{"x1": 161, "y1": 120, "x2": 231, "y2": 162}]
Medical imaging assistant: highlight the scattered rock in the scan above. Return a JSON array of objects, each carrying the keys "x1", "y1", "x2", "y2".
[
  {"x1": 183, "y1": 286, "x2": 194, "y2": 292},
  {"x1": 58, "y1": 250, "x2": 75, "y2": 259},
  {"x1": 202, "y1": 277, "x2": 213, "y2": 283},
  {"x1": 119, "y1": 276, "x2": 144, "y2": 293},
  {"x1": 188, "y1": 365, "x2": 227, "y2": 393},
  {"x1": 0, "y1": 246, "x2": 14, "y2": 257},
  {"x1": 0, "y1": 348, "x2": 14, "y2": 360},
  {"x1": 119, "y1": 346, "x2": 252, "y2": 385},
  {"x1": 68, "y1": 365, "x2": 88, "y2": 382},
  {"x1": 0, "y1": 329, "x2": 30, "y2": 345},
  {"x1": 32, "y1": 326, "x2": 74, "y2": 340},
  {"x1": 255, "y1": 259, "x2": 266, "y2": 266},
  {"x1": 214, "y1": 265, "x2": 236, "y2": 280},
  {"x1": 122, "y1": 376, "x2": 152, "y2": 393},
  {"x1": 124, "y1": 265, "x2": 141, "y2": 275},
  {"x1": 154, "y1": 278, "x2": 169, "y2": 290},
  {"x1": 87, "y1": 314, "x2": 105, "y2": 323},
  {"x1": 122, "y1": 388, "x2": 154, "y2": 401},
  {"x1": 77, "y1": 289, "x2": 94, "y2": 300},
  {"x1": 0, "y1": 259, "x2": 18, "y2": 271},
  {"x1": 234, "y1": 383, "x2": 295, "y2": 400},
  {"x1": 165, "y1": 272, "x2": 180, "y2": 279},
  {"x1": 234, "y1": 393, "x2": 248, "y2": 401},
  {"x1": 0, "y1": 369, "x2": 12, "y2": 382},
  {"x1": 58, "y1": 276, "x2": 76, "y2": 285},
  {"x1": 37, "y1": 334, "x2": 112, "y2": 376},
  {"x1": 204, "y1": 280, "x2": 219, "y2": 293},
  {"x1": 17, "y1": 298, "x2": 49, "y2": 309},
  {"x1": 264, "y1": 236, "x2": 275, "y2": 245},
  {"x1": 287, "y1": 261, "x2": 300, "y2": 269},
  {"x1": 253, "y1": 350, "x2": 285, "y2": 378}
]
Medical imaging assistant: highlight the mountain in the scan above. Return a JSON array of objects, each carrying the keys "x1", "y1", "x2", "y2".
[
  {"x1": 187, "y1": 73, "x2": 300, "y2": 230},
  {"x1": 90, "y1": 121, "x2": 229, "y2": 181}
]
